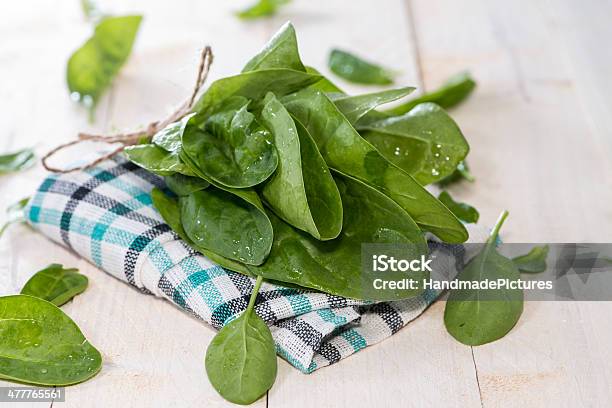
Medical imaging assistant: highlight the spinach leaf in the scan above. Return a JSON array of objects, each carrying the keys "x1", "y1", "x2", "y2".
[
  {"x1": 164, "y1": 173, "x2": 209, "y2": 196},
  {"x1": 0, "y1": 295, "x2": 102, "y2": 386},
  {"x1": 359, "y1": 103, "x2": 469, "y2": 185},
  {"x1": 387, "y1": 72, "x2": 476, "y2": 116},
  {"x1": 444, "y1": 211, "x2": 524, "y2": 345},
  {"x1": 438, "y1": 191, "x2": 479, "y2": 224},
  {"x1": 242, "y1": 22, "x2": 305, "y2": 73},
  {"x1": 180, "y1": 187, "x2": 273, "y2": 266},
  {"x1": 151, "y1": 113, "x2": 195, "y2": 152},
  {"x1": 513, "y1": 245, "x2": 549, "y2": 273},
  {"x1": 67, "y1": 15, "x2": 142, "y2": 119},
  {"x1": 437, "y1": 160, "x2": 475, "y2": 186},
  {"x1": 193, "y1": 69, "x2": 321, "y2": 118},
  {"x1": 282, "y1": 88, "x2": 467, "y2": 243},
  {"x1": 328, "y1": 49, "x2": 396, "y2": 85},
  {"x1": 248, "y1": 172, "x2": 428, "y2": 301},
  {"x1": 20, "y1": 264, "x2": 88, "y2": 307},
  {"x1": 150, "y1": 188, "x2": 252, "y2": 275},
  {"x1": 123, "y1": 144, "x2": 193, "y2": 176},
  {"x1": 260, "y1": 93, "x2": 342, "y2": 240},
  {"x1": 305, "y1": 66, "x2": 344, "y2": 93},
  {"x1": 330, "y1": 87, "x2": 415, "y2": 125},
  {"x1": 0, "y1": 148, "x2": 36, "y2": 175},
  {"x1": 237, "y1": 0, "x2": 290, "y2": 20},
  {"x1": 205, "y1": 275, "x2": 277, "y2": 405},
  {"x1": 185, "y1": 97, "x2": 278, "y2": 188},
  {"x1": 0, "y1": 197, "x2": 30, "y2": 239}
]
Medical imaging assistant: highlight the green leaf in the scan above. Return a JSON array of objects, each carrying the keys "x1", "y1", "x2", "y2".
[
  {"x1": 184, "y1": 97, "x2": 278, "y2": 189},
  {"x1": 438, "y1": 191, "x2": 479, "y2": 224},
  {"x1": 359, "y1": 103, "x2": 469, "y2": 185},
  {"x1": 151, "y1": 188, "x2": 252, "y2": 276},
  {"x1": 205, "y1": 276, "x2": 277, "y2": 405},
  {"x1": 20, "y1": 264, "x2": 88, "y2": 307},
  {"x1": 242, "y1": 22, "x2": 305, "y2": 73},
  {"x1": 151, "y1": 114, "x2": 195, "y2": 152},
  {"x1": 444, "y1": 211, "x2": 524, "y2": 346},
  {"x1": 387, "y1": 72, "x2": 476, "y2": 116},
  {"x1": 0, "y1": 148, "x2": 35, "y2": 175},
  {"x1": 282, "y1": 88, "x2": 467, "y2": 243},
  {"x1": 123, "y1": 144, "x2": 193, "y2": 176},
  {"x1": 0, "y1": 295, "x2": 102, "y2": 386},
  {"x1": 437, "y1": 160, "x2": 475, "y2": 186},
  {"x1": 193, "y1": 68, "x2": 322, "y2": 118},
  {"x1": 305, "y1": 66, "x2": 344, "y2": 93},
  {"x1": 0, "y1": 197, "x2": 30, "y2": 239},
  {"x1": 260, "y1": 93, "x2": 342, "y2": 240},
  {"x1": 180, "y1": 188, "x2": 273, "y2": 265},
  {"x1": 236, "y1": 0, "x2": 290, "y2": 20},
  {"x1": 331, "y1": 87, "x2": 415, "y2": 125},
  {"x1": 513, "y1": 245, "x2": 549, "y2": 273},
  {"x1": 67, "y1": 15, "x2": 142, "y2": 118},
  {"x1": 328, "y1": 49, "x2": 396, "y2": 85},
  {"x1": 248, "y1": 172, "x2": 428, "y2": 301},
  {"x1": 164, "y1": 173, "x2": 209, "y2": 196}
]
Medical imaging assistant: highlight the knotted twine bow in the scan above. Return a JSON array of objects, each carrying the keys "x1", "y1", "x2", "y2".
[{"x1": 42, "y1": 46, "x2": 214, "y2": 174}]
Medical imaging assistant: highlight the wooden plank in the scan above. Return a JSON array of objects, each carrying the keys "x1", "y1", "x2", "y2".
[{"x1": 410, "y1": 0, "x2": 612, "y2": 406}]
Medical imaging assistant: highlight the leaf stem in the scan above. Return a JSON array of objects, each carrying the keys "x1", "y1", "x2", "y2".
[
  {"x1": 246, "y1": 275, "x2": 264, "y2": 313},
  {"x1": 488, "y1": 210, "x2": 509, "y2": 244}
]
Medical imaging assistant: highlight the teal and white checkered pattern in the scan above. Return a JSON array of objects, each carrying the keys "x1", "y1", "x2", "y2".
[{"x1": 25, "y1": 156, "x2": 486, "y2": 373}]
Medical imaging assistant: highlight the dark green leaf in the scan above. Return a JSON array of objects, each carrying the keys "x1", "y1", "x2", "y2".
[
  {"x1": 359, "y1": 103, "x2": 469, "y2": 185},
  {"x1": 331, "y1": 87, "x2": 415, "y2": 125},
  {"x1": 164, "y1": 173, "x2": 209, "y2": 196},
  {"x1": 260, "y1": 93, "x2": 342, "y2": 240},
  {"x1": 387, "y1": 72, "x2": 476, "y2": 116},
  {"x1": 328, "y1": 49, "x2": 396, "y2": 85},
  {"x1": 248, "y1": 172, "x2": 428, "y2": 301},
  {"x1": 205, "y1": 276, "x2": 277, "y2": 405},
  {"x1": 444, "y1": 211, "x2": 524, "y2": 345},
  {"x1": 513, "y1": 245, "x2": 549, "y2": 273},
  {"x1": 67, "y1": 15, "x2": 142, "y2": 118},
  {"x1": 282, "y1": 88, "x2": 467, "y2": 243},
  {"x1": 437, "y1": 160, "x2": 475, "y2": 186},
  {"x1": 236, "y1": 0, "x2": 290, "y2": 20},
  {"x1": 242, "y1": 22, "x2": 304, "y2": 73},
  {"x1": 20, "y1": 264, "x2": 88, "y2": 307},
  {"x1": 0, "y1": 197, "x2": 30, "y2": 239},
  {"x1": 0, "y1": 148, "x2": 35, "y2": 175},
  {"x1": 438, "y1": 191, "x2": 479, "y2": 224},
  {"x1": 0, "y1": 295, "x2": 102, "y2": 386}
]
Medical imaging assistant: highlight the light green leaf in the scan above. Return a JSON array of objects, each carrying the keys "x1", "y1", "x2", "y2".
[
  {"x1": 331, "y1": 87, "x2": 415, "y2": 125},
  {"x1": 20, "y1": 264, "x2": 88, "y2": 306},
  {"x1": 328, "y1": 49, "x2": 396, "y2": 85},
  {"x1": 0, "y1": 148, "x2": 36, "y2": 175},
  {"x1": 236, "y1": 0, "x2": 290, "y2": 20},
  {"x1": 438, "y1": 191, "x2": 479, "y2": 224},
  {"x1": 242, "y1": 22, "x2": 305, "y2": 73},
  {"x1": 513, "y1": 245, "x2": 549, "y2": 273},
  {"x1": 0, "y1": 197, "x2": 30, "y2": 239}
]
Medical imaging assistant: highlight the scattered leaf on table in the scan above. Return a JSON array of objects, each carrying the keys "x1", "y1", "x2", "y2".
[
  {"x1": 237, "y1": 0, "x2": 290, "y2": 20},
  {"x1": 0, "y1": 197, "x2": 30, "y2": 239},
  {"x1": 444, "y1": 211, "x2": 524, "y2": 345},
  {"x1": 513, "y1": 245, "x2": 549, "y2": 273},
  {"x1": 0, "y1": 148, "x2": 35, "y2": 175},
  {"x1": 67, "y1": 15, "x2": 142, "y2": 119},
  {"x1": 438, "y1": 191, "x2": 479, "y2": 224},
  {"x1": 205, "y1": 276, "x2": 277, "y2": 405},
  {"x1": 328, "y1": 49, "x2": 396, "y2": 85},
  {"x1": 20, "y1": 264, "x2": 88, "y2": 306},
  {"x1": 0, "y1": 295, "x2": 102, "y2": 386}
]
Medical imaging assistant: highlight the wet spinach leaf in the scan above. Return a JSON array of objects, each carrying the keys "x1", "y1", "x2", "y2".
[
  {"x1": 282, "y1": 88, "x2": 467, "y2": 243},
  {"x1": 237, "y1": 0, "x2": 290, "y2": 20},
  {"x1": 438, "y1": 191, "x2": 479, "y2": 224},
  {"x1": 205, "y1": 276, "x2": 277, "y2": 405},
  {"x1": 306, "y1": 66, "x2": 344, "y2": 93},
  {"x1": 20, "y1": 264, "x2": 88, "y2": 307},
  {"x1": 0, "y1": 197, "x2": 30, "y2": 239},
  {"x1": 387, "y1": 72, "x2": 476, "y2": 116},
  {"x1": 67, "y1": 15, "x2": 142, "y2": 119},
  {"x1": 331, "y1": 87, "x2": 415, "y2": 125},
  {"x1": 123, "y1": 144, "x2": 193, "y2": 176},
  {"x1": 437, "y1": 160, "x2": 475, "y2": 186},
  {"x1": 0, "y1": 295, "x2": 102, "y2": 386},
  {"x1": 444, "y1": 211, "x2": 524, "y2": 345},
  {"x1": 0, "y1": 148, "x2": 35, "y2": 175},
  {"x1": 248, "y1": 172, "x2": 428, "y2": 301},
  {"x1": 328, "y1": 49, "x2": 396, "y2": 85},
  {"x1": 164, "y1": 173, "x2": 209, "y2": 196},
  {"x1": 358, "y1": 103, "x2": 469, "y2": 185},
  {"x1": 513, "y1": 245, "x2": 549, "y2": 273},
  {"x1": 260, "y1": 93, "x2": 342, "y2": 240},
  {"x1": 242, "y1": 22, "x2": 304, "y2": 73}
]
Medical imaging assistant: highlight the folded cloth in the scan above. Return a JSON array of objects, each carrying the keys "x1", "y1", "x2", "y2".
[{"x1": 25, "y1": 156, "x2": 485, "y2": 373}]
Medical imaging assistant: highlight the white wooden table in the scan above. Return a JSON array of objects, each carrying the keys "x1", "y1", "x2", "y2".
[{"x1": 1, "y1": 0, "x2": 612, "y2": 406}]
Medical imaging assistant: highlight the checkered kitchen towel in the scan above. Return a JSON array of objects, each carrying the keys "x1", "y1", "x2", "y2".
[{"x1": 25, "y1": 156, "x2": 485, "y2": 373}]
